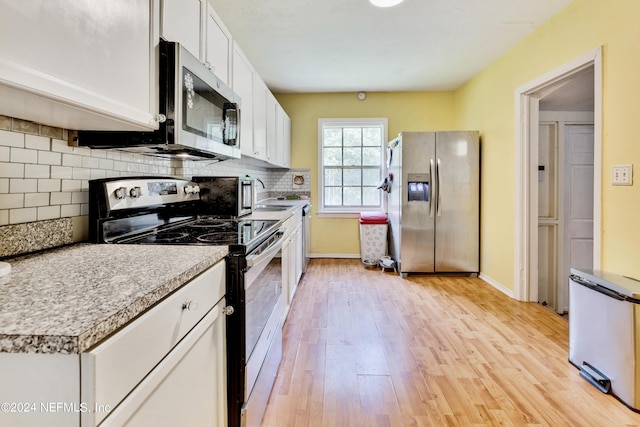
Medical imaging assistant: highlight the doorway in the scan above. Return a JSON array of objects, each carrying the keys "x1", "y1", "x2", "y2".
[
  {"x1": 537, "y1": 119, "x2": 594, "y2": 313},
  {"x1": 513, "y1": 47, "x2": 602, "y2": 306}
]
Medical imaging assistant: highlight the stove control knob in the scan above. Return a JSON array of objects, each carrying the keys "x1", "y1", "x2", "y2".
[
  {"x1": 114, "y1": 187, "x2": 127, "y2": 200},
  {"x1": 129, "y1": 186, "x2": 142, "y2": 198},
  {"x1": 222, "y1": 306, "x2": 235, "y2": 316},
  {"x1": 184, "y1": 185, "x2": 200, "y2": 194},
  {"x1": 182, "y1": 301, "x2": 199, "y2": 312}
]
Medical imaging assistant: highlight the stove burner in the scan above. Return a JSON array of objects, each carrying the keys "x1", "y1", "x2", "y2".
[
  {"x1": 146, "y1": 231, "x2": 190, "y2": 243},
  {"x1": 190, "y1": 219, "x2": 231, "y2": 228},
  {"x1": 196, "y1": 232, "x2": 239, "y2": 244}
]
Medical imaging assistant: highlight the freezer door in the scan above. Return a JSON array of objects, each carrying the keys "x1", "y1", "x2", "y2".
[
  {"x1": 434, "y1": 131, "x2": 479, "y2": 272},
  {"x1": 400, "y1": 132, "x2": 436, "y2": 273}
]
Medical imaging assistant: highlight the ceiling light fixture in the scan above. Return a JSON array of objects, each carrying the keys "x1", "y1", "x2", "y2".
[{"x1": 369, "y1": 0, "x2": 404, "y2": 7}]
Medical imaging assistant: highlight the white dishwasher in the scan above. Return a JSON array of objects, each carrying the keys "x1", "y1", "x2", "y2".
[{"x1": 569, "y1": 268, "x2": 640, "y2": 412}]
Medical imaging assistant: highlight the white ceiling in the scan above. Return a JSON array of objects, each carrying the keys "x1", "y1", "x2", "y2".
[{"x1": 208, "y1": 0, "x2": 574, "y2": 93}]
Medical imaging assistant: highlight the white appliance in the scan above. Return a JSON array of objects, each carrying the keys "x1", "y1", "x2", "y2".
[
  {"x1": 386, "y1": 131, "x2": 480, "y2": 276},
  {"x1": 569, "y1": 268, "x2": 640, "y2": 411}
]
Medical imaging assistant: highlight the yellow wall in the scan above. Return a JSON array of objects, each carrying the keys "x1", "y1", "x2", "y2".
[
  {"x1": 454, "y1": 0, "x2": 640, "y2": 288},
  {"x1": 277, "y1": 0, "x2": 640, "y2": 288},
  {"x1": 274, "y1": 92, "x2": 455, "y2": 256}
]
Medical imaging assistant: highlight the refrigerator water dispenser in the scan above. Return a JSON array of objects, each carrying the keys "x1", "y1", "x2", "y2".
[{"x1": 407, "y1": 174, "x2": 429, "y2": 202}]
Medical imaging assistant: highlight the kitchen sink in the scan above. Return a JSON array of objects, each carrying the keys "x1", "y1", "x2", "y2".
[{"x1": 254, "y1": 204, "x2": 291, "y2": 212}]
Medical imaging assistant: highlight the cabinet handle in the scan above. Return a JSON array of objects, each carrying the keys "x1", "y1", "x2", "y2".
[{"x1": 182, "y1": 301, "x2": 199, "y2": 312}]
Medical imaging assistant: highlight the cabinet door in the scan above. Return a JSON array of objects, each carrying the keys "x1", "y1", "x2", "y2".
[
  {"x1": 274, "y1": 104, "x2": 285, "y2": 167},
  {"x1": 99, "y1": 301, "x2": 226, "y2": 427},
  {"x1": 287, "y1": 233, "x2": 297, "y2": 304},
  {"x1": 294, "y1": 224, "x2": 303, "y2": 284},
  {"x1": 266, "y1": 91, "x2": 277, "y2": 164},
  {"x1": 283, "y1": 112, "x2": 292, "y2": 168},
  {"x1": 233, "y1": 44, "x2": 255, "y2": 158},
  {"x1": 162, "y1": 0, "x2": 204, "y2": 60},
  {"x1": 0, "y1": 0, "x2": 158, "y2": 131},
  {"x1": 252, "y1": 75, "x2": 268, "y2": 161},
  {"x1": 205, "y1": 4, "x2": 231, "y2": 84},
  {"x1": 281, "y1": 239, "x2": 291, "y2": 315}
]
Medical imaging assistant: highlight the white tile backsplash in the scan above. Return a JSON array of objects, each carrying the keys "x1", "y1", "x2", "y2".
[
  {"x1": 0, "y1": 193, "x2": 24, "y2": 209},
  {"x1": 0, "y1": 129, "x2": 24, "y2": 147},
  {"x1": 0, "y1": 146, "x2": 10, "y2": 162},
  {"x1": 25, "y1": 164, "x2": 50, "y2": 178},
  {"x1": 50, "y1": 191, "x2": 72, "y2": 205},
  {"x1": 37, "y1": 205, "x2": 60, "y2": 220},
  {"x1": 9, "y1": 207, "x2": 36, "y2": 223},
  {"x1": 0, "y1": 162, "x2": 24, "y2": 178},
  {"x1": 38, "y1": 150, "x2": 62, "y2": 165},
  {"x1": 25, "y1": 134, "x2": 50, "y2": 150},
  {"x1": 10, "y1": 147, "x2": 38, "y2": 163},
  {"x1": 10, "y1": 178, "x2": 38, "y2": 193},
  {"x1": 37, "y1": 179, "x2": 61, "y2": 192},
  {"x1": 24, "y1": 193, "x2": 49, "y2": 207},
  {"x1": 0, "y1": 115, "x2": 309, "y2": 227}
]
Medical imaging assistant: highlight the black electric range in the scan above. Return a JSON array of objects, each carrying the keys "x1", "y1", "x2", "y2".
[{"x1": 88, "y1": 176, "x2": 286, "y2": 427}]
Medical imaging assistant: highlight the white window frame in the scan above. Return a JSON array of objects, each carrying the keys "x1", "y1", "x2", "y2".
[{"x1": 317, "y1": 118, "x2": 388, "y2": 217}]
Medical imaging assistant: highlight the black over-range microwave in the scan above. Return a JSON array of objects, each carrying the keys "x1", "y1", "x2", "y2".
[{"x1": 73, "y1": 39, "x2": 241, "y2": 159}]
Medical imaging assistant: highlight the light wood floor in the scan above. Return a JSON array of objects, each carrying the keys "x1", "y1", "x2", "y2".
[{"x1": 261, "y1": 258, "x2": 640, "y2": 427}]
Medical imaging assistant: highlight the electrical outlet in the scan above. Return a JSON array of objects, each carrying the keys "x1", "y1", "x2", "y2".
[{"x1": 612, "y1": 164, "x2": 632, "y2": 186}]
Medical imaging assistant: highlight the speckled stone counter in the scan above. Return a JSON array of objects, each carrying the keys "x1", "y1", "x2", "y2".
[{"x1": 0, "y1": 243, "x2": 228, "y2": 354}]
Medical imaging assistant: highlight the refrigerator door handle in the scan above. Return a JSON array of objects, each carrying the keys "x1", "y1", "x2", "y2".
[
  {"x1": 429, "y1": 158, "x2": 435, "y2": 217},
  {"x1": 436, "y1": 158, "x2": 442, "y2": 216}
]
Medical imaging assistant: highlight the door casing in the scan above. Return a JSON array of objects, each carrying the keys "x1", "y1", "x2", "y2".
[{"x1": 513, "y1": 46, "x2": 602, "y2": 302}]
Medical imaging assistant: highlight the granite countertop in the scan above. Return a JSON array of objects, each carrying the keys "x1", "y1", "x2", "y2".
[{"x1": 0, "y1": 243, "x2": 228, "y2": 354}]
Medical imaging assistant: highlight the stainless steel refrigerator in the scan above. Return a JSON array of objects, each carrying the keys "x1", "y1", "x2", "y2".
[{"x1": 386, "y1": 131, "x2": 479, "y2": 276}]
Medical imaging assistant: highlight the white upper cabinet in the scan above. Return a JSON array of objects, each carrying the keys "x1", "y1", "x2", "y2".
[
  {"x1": 232, "y1": 44, "x2": 254, "y2": 157},
  {"x1": 283, "y1": 110, "x2": 292, "y2": 168},
  {"x1": 266, "y1": 90, "x2": 277, "y2": 164},
  {"x1": 161, "y1": 0, "x2": 231, "y2": 85},
  {"x1": 161, "y1": 0, "x2": 204, "y2": 60},
  {"x1": 252, "y1": 75, "x2": 269, "y2": 162},
  {"x1": 205, "y1": 5, "x2": 232, "y2": 85},
  {"x1": 0, "y1": 0, "x2": 159, "y2": 131}
]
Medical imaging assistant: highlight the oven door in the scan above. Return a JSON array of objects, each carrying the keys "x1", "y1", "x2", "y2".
[{"x1": 242, "y1": 228, "x2": 285, "y2": 427}]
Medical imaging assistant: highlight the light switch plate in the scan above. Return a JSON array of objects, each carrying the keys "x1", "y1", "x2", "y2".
[{"x1": 612, "y1": 164, "x2": 632, "y2": 186}]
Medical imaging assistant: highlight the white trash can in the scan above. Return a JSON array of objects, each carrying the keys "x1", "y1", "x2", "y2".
[{"x1": 359, "y1": 212, "x2": 388, "y2": 267}]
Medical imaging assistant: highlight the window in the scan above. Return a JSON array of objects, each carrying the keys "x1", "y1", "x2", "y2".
[{"x1": 318, "y1": 118, "x2": 387, "y2": 216}]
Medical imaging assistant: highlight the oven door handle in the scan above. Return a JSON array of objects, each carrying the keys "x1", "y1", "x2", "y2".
[{"x1": 245, "y1": 228, "x2": 287, "y2": 268}]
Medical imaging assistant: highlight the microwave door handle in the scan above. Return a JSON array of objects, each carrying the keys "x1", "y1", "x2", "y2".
[
  {"x1": 223, "y1": 103, "x2": 239, "y2": 144},
  {"x1": 245, "y1": 228, "x2": 286, "y2": 268}
]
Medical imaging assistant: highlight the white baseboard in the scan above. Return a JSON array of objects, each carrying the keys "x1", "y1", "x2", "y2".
[
  {"x1": 308, "y1": 253, "x2": 361, "y2": 259},
  {"x1": 479, "y1": 273, "x2": 514, "y2": 298}
]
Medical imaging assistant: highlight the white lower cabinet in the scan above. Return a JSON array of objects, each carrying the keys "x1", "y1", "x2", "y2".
[
  {"x1": 97, "y1": 301, "x2": 226, "y2": 426},
  {"x1": 84, "y1": 261, "x2": 227, "y2": 427},
  {"x1": 281, "y1": 211, "x2": 303, "y2": 315},
  {"x1": 0, "y1": 261, "x2": 226, "y2": 427}
]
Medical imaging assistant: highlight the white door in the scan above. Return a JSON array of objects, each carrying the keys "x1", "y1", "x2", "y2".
[
  {"x1": 561, "y1": 124, "x2": 594, "y2": 311},
  {"x1": 537, "y1": 123, "x2": 559, "y2": 310}
]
